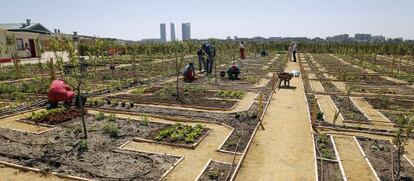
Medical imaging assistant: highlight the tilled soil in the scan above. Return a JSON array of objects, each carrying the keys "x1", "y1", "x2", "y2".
[
  {"x1": 314, "y1": 134, "x2": 343, "y2": 181},
  {"x1": 365, "y1": 97, "x2": 414, "y2": 111},
  {"x1": 111, "y1": 93, "x2": 237, "y2": 110},
  {"x1": 198, "y1": 161, "x2": 236, "y2": 181},
  {"x1": 0, "y1": 114, "x2": 181, "y2": 180},
  {"x1": 357, "y1": 137, "x2": 414, "y2": 180},
  {"x1": 331, "y1": 95, "x2": 370, "y2": 122}
]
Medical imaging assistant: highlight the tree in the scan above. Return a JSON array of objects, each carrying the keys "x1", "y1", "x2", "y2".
[
  {"x1": 172, "y1": 42, "x2": 187, "y2": 100},
  {"x1": 392, "y1": 113, "x2": 414, "y2": 179}
]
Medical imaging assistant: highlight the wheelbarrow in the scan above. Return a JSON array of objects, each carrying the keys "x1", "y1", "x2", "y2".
[{"x1": 277, "y1": 71, "x2": 293, "y2": 87}]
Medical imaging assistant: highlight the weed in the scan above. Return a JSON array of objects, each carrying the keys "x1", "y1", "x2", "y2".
[
  {"x1": 102, "y1": 123, "x2": 119, "y2": 138},
  {"x1": 78, "y1": 139, "x2": 88, "y2": 152},
  {"x1": 141, "y1": 116, "x2": 150, "y2": 126},
  {"x1": 107, "y1": 114, "x2": 116, "y2": 122}
]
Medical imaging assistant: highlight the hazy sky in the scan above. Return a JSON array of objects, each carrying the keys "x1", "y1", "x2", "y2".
[{"x1": 1, "y1": 0, "x2": 413, "y2": 40}]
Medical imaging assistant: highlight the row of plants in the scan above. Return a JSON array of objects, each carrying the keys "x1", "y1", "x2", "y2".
[
  {"x1": 216, "y1": 90, "x2": 246, "y2": 99},
  {"x1": 155, "y1": 123, "x2": 205, "y2": 143}
]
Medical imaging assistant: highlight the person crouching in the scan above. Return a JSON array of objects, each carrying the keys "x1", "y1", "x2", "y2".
[
  {"x1": 183, "y1": 62, "x2": 197, "y2": 82},
  {"x1": 227, "y1": 63, "x2": 240, "y2": 80}
]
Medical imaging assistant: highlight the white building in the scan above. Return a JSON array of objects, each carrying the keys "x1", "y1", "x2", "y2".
[
  {"x1": 160, "y1": 23, "x2": 166, "y2": 43},
  {"x1": 181, "y1": 23, "x2": 191, "y2": 41},
  {"x1": 170, "y1": 23, "x2": 176, "y2": 41}
]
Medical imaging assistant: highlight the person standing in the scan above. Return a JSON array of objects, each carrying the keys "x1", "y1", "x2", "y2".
[
  {"x1": 24, "y1": 43, "x2": 31, "y2": 58},
  {"x1": 202, "y1": 43, "x2": 216, "y2": 74},
  {"x1": 292, "y1": 42, "x2": 298, "y2": 62},
  {"x1": 197, "y1": 47, "x2": 205, "y2": 73},
  {"x1": 239, "y1": 41, "x2": 246, "y2": 60}
]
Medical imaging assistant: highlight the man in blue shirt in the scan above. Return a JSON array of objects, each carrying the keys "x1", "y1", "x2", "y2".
[{"x1": 201, "y1": 43, "x2": 216, "y2": 74}]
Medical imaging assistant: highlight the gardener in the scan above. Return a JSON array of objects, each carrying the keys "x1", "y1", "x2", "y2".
[
  {"x1": 47, "y1": 79, "x2": 75, "y2": 109},
  {"x1": 261, "y1": 49, "x2": 268, "y2": 57},
  {"x1": 183, "y1": 62, "x2": 197, "y2": 82},
  {"x1": 292, "y1": 42, "x2": 298, "y2": 62},
  {"x1": 240, "y1": 41, "x2": 246, "y2": 60},
  {"x1": 197, "y1": 47, "x2": 206, "y2": 73},
  {"x1": 227, "y1": 62, "x2": 240, "y2": 80},
  {"x1": 201, "y1": 43, "x2": 216, "y2": 74}
]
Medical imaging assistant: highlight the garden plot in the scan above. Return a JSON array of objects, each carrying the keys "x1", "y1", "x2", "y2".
[
  {"x1": 314, "y1": 134, "x2": 344, "y2": 181},
  {"x1": 0, "y1": 109, "x2": 195, "y2": 180},
  {"x1": 356, "y1": 137, "x2": 414, "y2": 180},
  {"x1": 196, "y1": 160, "x2": 236, "y2": 181},
  {"x1": 107, "y1": 85, "x2": 240, "y2": 111},
  {"x1": 0, "y1": 109, "x2": 53, "y2": 133}
]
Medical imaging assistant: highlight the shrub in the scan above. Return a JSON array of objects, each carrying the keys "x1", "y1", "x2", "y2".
[
  {"x1": 107, "y1": 114, "x2": 116, "y2": 122},
  {"x1": 102, "y1": 123, "x2": 119, "y2": 138},
  {"x1": 131, "y1": 87, "x2": 147, "y2": 95},
  {"x1": 129, "y1": 102, "x2": 134, "y2": 108},
  {"x1": 95, "y1": 112, "x2": 106, "y2": 121},
  {"x1": 316, "y1": 112, "x2": 324, "y2": 121},
  {"x1": 141, "y1": 116, "x2": 150, "y2": 126},
  {"x1": 78, "y1": 139, "x2": 88, "y2": 152}
]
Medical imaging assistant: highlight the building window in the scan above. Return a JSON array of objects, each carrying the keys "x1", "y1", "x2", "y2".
[{"x1": 16, "y1": 38, "x2": 24, "y2": 50}]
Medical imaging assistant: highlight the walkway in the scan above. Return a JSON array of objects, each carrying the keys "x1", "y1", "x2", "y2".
[{"x1": 235, "y1": 60, "x2": 316, "y2": 180}]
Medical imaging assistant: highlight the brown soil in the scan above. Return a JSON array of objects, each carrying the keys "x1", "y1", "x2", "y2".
[
  {"x1": 110, "y1": 91, "x2": 238, "y2": 110},
  {"x1": 23, "y1": 108, "x2": 81, "y2": 125},
  {"x1": 0, "y1": 114, "x2": 181, "y2": 180},
  {"x1": 317, "y1": 160, "x2": 343, "y2": 181},
  {"x1": 357, "y1": 137, "x2": 414, "y2": 180},
  {"x1": 198, "y1": 161, "x2": 236, "y2": 181},
  {"x1": 331, "y1": 95, "x2": 370, "y2": 122},
  {"x1": 314, "y1": 134, "x2": 343, "y2": 180},
  {"x1": 365, "y1": 97, "x2": 414, "y2": 111}
]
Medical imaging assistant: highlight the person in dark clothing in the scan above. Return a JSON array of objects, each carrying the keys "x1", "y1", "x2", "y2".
[
  {"x1": 261, "y1": 49, "x2": 268, "y2": 57},
  {"x1": 201, "y1": 43, "x2": 216, "y2": 74},
  {"x1": 227, "y1": 63, "x2": 240, "y2": 80},
  {"x1": 292, "y1": 42, "x2": 298, "y2": 62},
  {"x1": 183, "y1": 62, "x2": 197, "y2": 82},
  {"x1": 197, "y1": 48, "x2": 205, "y2": 73}
]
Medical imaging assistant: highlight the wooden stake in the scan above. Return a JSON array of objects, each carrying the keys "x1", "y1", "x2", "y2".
[
  {"x1": 258, "y1": 93, "x2": 265, "y2": 130},
  {"x1": 312, "y1": 99, "x2": 317, "y2": 128},
  {"x1": 271, "y1": 72, "x2": 276, "y2": 93}
]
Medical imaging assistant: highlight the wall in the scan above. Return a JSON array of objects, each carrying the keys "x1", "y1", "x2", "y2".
[{"x1": 0, "y1": 29, "x2": 49, "y2": 61}]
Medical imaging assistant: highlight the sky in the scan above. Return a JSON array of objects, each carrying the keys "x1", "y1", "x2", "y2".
[{"x1": 1, "y1": 0, "x2": 413, "y2": 41}]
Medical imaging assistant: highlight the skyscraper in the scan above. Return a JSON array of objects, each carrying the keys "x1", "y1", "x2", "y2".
[
  {"x1": 181, "y1": 23, "x2": 191, "y2": 41},
  {"x1": 160, "y1": 23, "x2": 166, "y2": 43},
  {"x1": 170, "y1": 23, "x2": 176, "y2": 41}
]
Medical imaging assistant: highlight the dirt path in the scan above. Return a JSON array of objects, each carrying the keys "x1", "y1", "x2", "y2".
[
  {"x1": 235, "y1": 61, "x2": 316, "y2": 180},
  {"x1": 333, "y1": 136, "x2": 377, "y2": 181},
  {"x1": 96, "y1": 111, "x2": 240, "y2": 180},
  {"x1": 0, "y1": 164, "x2": 70, "y2": 181},
  {"x1": 0, "y1": 109, "x2": 51, "y2": 133}
]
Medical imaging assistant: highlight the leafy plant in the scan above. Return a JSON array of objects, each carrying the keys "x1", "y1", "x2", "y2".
[
  {"x1": 316, "y1": 112, "x2": 324, "y2": 121},
  {"x1": 131, "y1": 87, "x2": 147, "y2": 95},
  {"x1": 154, "y1": 123, "x2": 205, "y2": 143},
  {"x1": 216, "y1": 90, "x2": 246, "y2": 99},
  {"x1": 95, "y1": 112, "x2": 106, "y2": 121},
  {"x1": 245, "y1": 75, "x2": 261, "y2": 84},
  {"x1": 141, "y1": 116, "x2": 150, "y2": 126},
  {"x1": 78, "y1": 139, "x2": 88, "y2": 152},
  {"x1": 107, "y1": 114, "x2": 116, "y2": 122},
  {"x1": 102, "y1": 123, "x2": 119, "y2": 138}
]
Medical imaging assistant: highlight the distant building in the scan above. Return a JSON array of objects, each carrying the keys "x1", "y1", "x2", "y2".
[
  {"x1": 0, "y1": 19, "x2": 51, "y2": 62},
  {"x1": 326, "y1": 34, "x2": 349, "y2": 42},
  {"x1": 170, "y1": 23, "x2": 176, "y2": 41},
  {"x1": 181, "y1": 23, "x2": 191, "y2": 40},
  {"x1": 160, "y1": 23, "x2": 166, "y2": 43},
  {"x1": 354, "y1": 33, "x2": 372, "y2": 42},
  {"x1": 371, "y1": 35, "x2": 386, "y2": 43}
]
